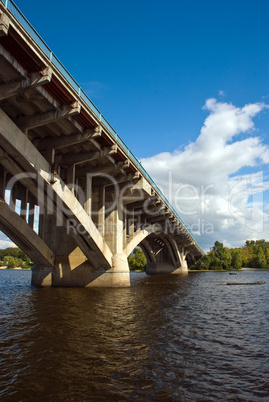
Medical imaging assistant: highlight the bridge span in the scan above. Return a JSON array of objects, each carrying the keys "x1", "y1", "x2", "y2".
[{"x1": 0, "y1": 1, "x2": 203, "y2": 286}]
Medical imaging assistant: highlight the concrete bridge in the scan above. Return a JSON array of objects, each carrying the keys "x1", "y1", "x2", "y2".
[{"x1": 0, "y1": 1, "x2": 203, "y2": 286}]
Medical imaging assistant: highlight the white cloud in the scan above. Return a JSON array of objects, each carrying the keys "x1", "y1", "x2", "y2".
[
  {"x1": 0, "y1": 239, "x2": 17, "y2": 249},
  {"x1": 0, "y1": 230, "x2": 17, "y2": 249},
  {"x1": 141, "y1": 99, "x2": 269, "y2": 251}
]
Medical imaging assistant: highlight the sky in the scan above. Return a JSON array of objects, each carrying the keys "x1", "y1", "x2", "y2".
[{"x1": 1, "y1": 0, "x2": 269, "y2": 251}]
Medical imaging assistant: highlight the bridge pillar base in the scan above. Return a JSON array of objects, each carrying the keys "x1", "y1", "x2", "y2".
[
  {"x1": 88, "y1": 254, "x2": 130, "y2": 287},
  {"x1": 171, "y1": 265, "x2": 188, "y2": 274},
  {"x1": 31, "y1": 245, "x2": 130, "y2": 287},
  {"x1": 88, "y1": 270, "x2": 130, "y2": 287},
  {"x1": 31, "y1": 265, "x2": 53, "y2": 287},
  {"x1": 171, "y1": 259, "x2": 188, "y2": 274}
]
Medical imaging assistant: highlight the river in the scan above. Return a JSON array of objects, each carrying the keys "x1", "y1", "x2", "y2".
[{"x1": 0, "y1": 269, "x2": 269, "y2": 401}]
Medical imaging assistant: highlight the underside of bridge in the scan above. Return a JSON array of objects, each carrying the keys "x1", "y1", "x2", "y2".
[{"x1": 0, "y1": 2, "x2": 204, "y2": 286}]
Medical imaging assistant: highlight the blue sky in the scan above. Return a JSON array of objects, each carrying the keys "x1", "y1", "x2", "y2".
[
  {"x1": 2, "y1": 0, "x2": 269, "y2": 251},
  {"x1": 12, "y1": 0, "x2": 269, "y2": 156}
]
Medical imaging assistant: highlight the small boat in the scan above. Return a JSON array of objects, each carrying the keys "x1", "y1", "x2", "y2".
[{"x1": 229, "y1": 272, "x2": 237, "y2": 275}]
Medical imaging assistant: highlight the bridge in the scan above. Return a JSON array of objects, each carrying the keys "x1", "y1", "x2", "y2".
[{"x1": 0, "y1": 0, "x2": 203, "y2": 286}]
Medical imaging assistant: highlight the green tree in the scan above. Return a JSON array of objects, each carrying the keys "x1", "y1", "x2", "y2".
[
  {"x1": 231, "y1": 249, "x2": 243, "y2": 270},
  {"x1": 209, "y1": 253, "x2": 222, "y2": 270},
  {"x1": 128, "y1": 248, "x2": 147, "y2": 271},
  {"x1": 249, "y1": 247, "x2": 266, "y2": 268},
  {"x1": 3, "y1": 256, "x2": 16, "y2": 268},
  {"x1": 210, "y1": 241, "x2": 232, "y2": 269},
  {"x1": 222, "y1": 248, "x2": 232, "y2": 269},
  {"x1": 245, "y1": 240, "x2": 255, "y2": 248},
  {"x1": 265, "y1": 248, "x2": 269, "y2": 265},
  {"x1": 195, "y1": 254, "x2": 212, "y2": 270}
]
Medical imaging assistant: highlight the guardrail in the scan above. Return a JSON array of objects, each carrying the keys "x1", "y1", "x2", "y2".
[{"x1": 1, "y1": 0, "x2": 204, "y2": 253}]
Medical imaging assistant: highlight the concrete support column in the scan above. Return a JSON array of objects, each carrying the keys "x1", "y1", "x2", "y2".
[
  {"x1": 10, "y1": 183, "x2": 17, "y2": 210},
  {"x1": 20, "y1": 187, "x2": 28, "y2": 221},
  {"x1": 32, "y1": 211, "x2": 100, "y2": 287},
  {"x1": 104, "y1": 200, "x2": 124, "y2": 254},
  {"x1": 89, "y1": 252, "x2": 130, "y2": 287},
  {"x1": 84, "y1": 175, "x2": 92, "y2": 217},
  {"x1": 38, "y1": 209, "x2": 45, "y2": 240},
  {"x1": 128, "y1": 209, "x2": 135, "y2": 237},
  {"x1": 28, "y1": 195, "x2": 35, "y2": 229},
  {"x1": 111, "y1": 202, "x2": 130, "y2": 286},
  {"x1": 173, "y1": 247, "x2": 188, "y2": 274},
  {"x1": 100, "y1": 200, "x2": 130, "y2": 286},
  {"x1": 175, "y1": 253, "x2": 188, "y2": 273},
  {"x1": 32, "y1": 210, "x2": 59, "y2": 287},
  {"x1": 31, "y1": 265, "x2": 53, "y2": 287},
  {"x1": 137, "y1": 214, "x2": 141, "y2": 230},
  {"x1": 0, "y1": 166, "x2": 7, "y2": 199},
  {"x1": 66, "y1": 165, "x2": 75, "y2": 193},
  {"x1": 104, "y1": 206, "x2": 114, "y2": 252},
  {"x1": 31, "y1": 203, "x2": 129, "y2": 287},
  {"x1": 98, "y1": 186, "x2": 105, "y2": 235},
  {"x1": 91, "y1": 186, "x2": 99, "y2": 227},
  {"x1": 45, "y1": 148, "x2": 55, "y2": 165}
]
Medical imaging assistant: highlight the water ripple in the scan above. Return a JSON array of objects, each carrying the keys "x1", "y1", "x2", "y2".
[{"x1": 0, "y1": 270, "x2": 269, "y2": 400}]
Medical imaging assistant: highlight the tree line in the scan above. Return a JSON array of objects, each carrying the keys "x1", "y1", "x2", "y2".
[
  {"x1": 194, "y1": 239, "x2": 269, "y2": 270},
  {"x1": 0, "y1": 248, "x2": 33, "y2": 269}
]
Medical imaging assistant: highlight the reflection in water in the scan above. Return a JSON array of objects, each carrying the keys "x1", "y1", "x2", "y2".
[{"x1": 0, "y1": 270, "x2": 269, "y2": 400}]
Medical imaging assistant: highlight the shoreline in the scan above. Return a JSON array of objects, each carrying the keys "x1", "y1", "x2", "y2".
[
  {"x1": 0, "y1": 267, "x2": 31, "y2": 270},
  {"x1": 189, "y1": 267, "x2": 269, "y2": 272}
]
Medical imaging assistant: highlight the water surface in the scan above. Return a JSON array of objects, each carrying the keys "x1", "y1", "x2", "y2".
[{"x1": 0, "y1": 269, "x2": 269, "y2": 401}]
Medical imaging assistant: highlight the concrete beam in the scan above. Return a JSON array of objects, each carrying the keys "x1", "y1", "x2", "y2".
[
  {"x1": 16, "y1": 101, "x2": 81, "y2": 132},
  {"x1": 124, "y1": 195, "x2": 161, "y2": 209},
  {"x1": 76, "y1": 161, "x2": 123, "y2": 177},
  {"x1": 89, "y1": 138, "x2": 102, "y2": 151},
  {"x1": 0, "y1": 199, "x2": 55, "y2": 268},
  {"x1": 36, "y1": 125, "x2": 102, "y2": 151},
  {"x1": 91, "y1": 173, "x2": 139, "y2": 192},
  {"x1": 103, "y1": 172, "x2": 139, "y2": 186},
  {"x1": 57, "y1": 146, "x2": 117, "y2": 166},
  {"x1": 57, "y1": 150, "x2": 99, "y2": 166},
  {"x1": 0, "y1": 43, "x2": 27, "y2": 77},
  {"x1": 0, "y1": 66, "x2": 52, "y2": 101},
  {"x1": 37, "y1": 130, "x2": 95, "y2": 151},
  {"x1": 144, "y1": 214, "x2": 169, "y2": 223},
  {"x1": 0, "y1": 11, "x2": 10, "y2": 37},
  {"x1": 0, "y1": 165, "x2": 6, "y2": 199},
  {"x1": 131, "y1": 177, "x2": 152, "y2": 196}
]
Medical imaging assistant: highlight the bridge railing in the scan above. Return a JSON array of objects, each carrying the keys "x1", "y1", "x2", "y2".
[{"x1": 1, "y1": 0, "x2": 204, "y2": 254}]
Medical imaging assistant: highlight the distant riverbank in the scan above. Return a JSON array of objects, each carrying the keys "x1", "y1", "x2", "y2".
[
  {"x1": 190, "y1": 267, "x2": 269, "y2": 272},
  {"x1": 0, "y1": 267, "x2": 31, "y2": 270}
]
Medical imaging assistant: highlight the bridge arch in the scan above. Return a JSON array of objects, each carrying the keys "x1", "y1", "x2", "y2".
[{"x1": 124, "y1": 227, "x2": 189, "y2": 274}]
